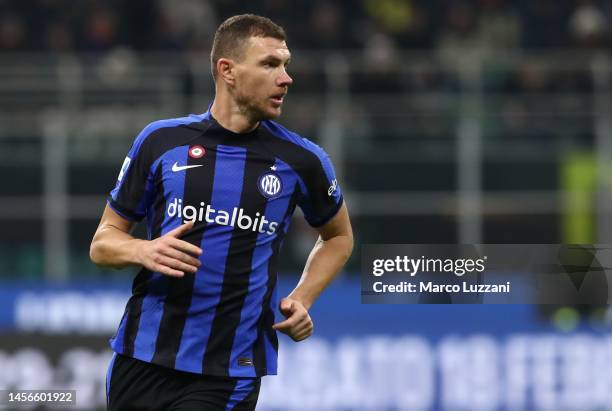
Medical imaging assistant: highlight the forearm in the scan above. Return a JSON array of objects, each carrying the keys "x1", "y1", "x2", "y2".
[
  {"x1": 90, "y1": 225, "x2": 144, "y2": 269},
  {"x1": 288, "y1": 234, "x2": 353, "y2": 309}
]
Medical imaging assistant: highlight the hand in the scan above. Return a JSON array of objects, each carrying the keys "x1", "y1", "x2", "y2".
[
  {"x1": 272, "y1": 298, "x2": 313, "y2": 341},
  {"x1": 135, "y1": 220, "x2": 202, "y2": 277}
]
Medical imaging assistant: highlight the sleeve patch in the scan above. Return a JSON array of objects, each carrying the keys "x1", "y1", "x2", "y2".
[{"x1": 117, "y1": 156, "x2": 131, "y2": 182}]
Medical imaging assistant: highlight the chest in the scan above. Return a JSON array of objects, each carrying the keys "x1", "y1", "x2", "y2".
[{"x1": 154, "y1": 143, "x2": 300, "y2": 227}]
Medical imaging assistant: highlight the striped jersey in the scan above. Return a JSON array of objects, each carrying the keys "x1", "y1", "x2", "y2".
[{"x1": 107, "y1": 109, "x2": 343, "y2": 377}]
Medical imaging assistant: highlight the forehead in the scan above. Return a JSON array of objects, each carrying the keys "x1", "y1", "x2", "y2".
[{"x1": 243, "y1": 36, "x2": 291, "y2": 61}]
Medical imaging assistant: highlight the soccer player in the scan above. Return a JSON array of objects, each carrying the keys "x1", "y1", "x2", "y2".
[{"x1": 90, "y1": 14, "x2": 353, "y2": 411}]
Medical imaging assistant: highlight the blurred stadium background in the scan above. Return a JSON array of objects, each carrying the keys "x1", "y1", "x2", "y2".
[{"x1": 2, "y1": 0, "x2": 612, "y2": 410}]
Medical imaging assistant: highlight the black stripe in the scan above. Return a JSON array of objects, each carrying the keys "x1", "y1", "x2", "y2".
[
  {"x1": 202, "y1": 150, "x2": 273, "y2": 375},
  {"x1": 252, "y1": 187, "x2": 300, "y2": 370},
  {"x1": 122, "y1": 162, "x2": 165, "y2": 357},
  {"x1": 107, "y1": 197, "x2": 142, "y2": 221},
  {"x1": 122, "y1": 270, "x2": 149, "y2": 357},
  {"x1": 152, "y1": 141, "x2": 218, "y2": 368},
  {"x1": 149, "y1": 161, "x2": 169, "y2": 240}
]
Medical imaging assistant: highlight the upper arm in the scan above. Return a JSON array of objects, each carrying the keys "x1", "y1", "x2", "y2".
[
  {"x1": 94, "y1": 204, "x2": 136, "y2": 239},
  {"x1": 315, "y1": 202, "x2": 352, "y2": 242}
]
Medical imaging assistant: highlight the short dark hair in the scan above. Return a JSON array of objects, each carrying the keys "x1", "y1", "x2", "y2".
[{"x1": 210, "y1": 14, "x2": 286, "y2": 81}]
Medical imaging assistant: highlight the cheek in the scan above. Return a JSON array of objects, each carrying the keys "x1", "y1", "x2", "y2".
[{"x1": 235, "y1": 72, "x2": 270, "y2": 105}]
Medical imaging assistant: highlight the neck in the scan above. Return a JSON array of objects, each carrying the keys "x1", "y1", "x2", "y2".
[{"x1": 210, "y1": 93, "x2": 259, "y2": 134}]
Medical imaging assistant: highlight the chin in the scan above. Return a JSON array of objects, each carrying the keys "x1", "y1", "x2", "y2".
[
  {"x1": 259, "y1": 107, "x2": 282, "y2": 120},
  {"x1": 269, "y1": 109, "x2": 282, "y2": 119}
]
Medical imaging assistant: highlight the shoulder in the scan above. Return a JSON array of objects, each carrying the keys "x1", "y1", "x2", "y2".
[
  {"x1": 261, "y1": 120, "x2": 330, "y2": 164},
  {"x1": 136, "y1": 114, "x2": 208, "y2": 144},
  {"x1": 131, "y1": 113, "x2": 210, "y2": 154}
]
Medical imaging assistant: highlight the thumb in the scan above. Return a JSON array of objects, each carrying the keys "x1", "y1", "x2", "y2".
[{"x1": 167, "y1": 220, "x2": 195, "y2": 238}]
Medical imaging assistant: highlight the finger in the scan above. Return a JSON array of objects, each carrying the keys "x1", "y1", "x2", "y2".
[
  {"x1": 292, "y1": 331, "x2": 309, "y2": 341},
  {"x1": 293, "y1": 330, "x2": 312, "y2": 342},
  {"x1": 289, "y1": 319, "x2": 312, "y2": 336},
  {"x1": 169, "y1": 238, "x2": 202, "y2": 257},
  {"x1": 294, "y1": 316, "x2": 312, "y2": 330},
  {"x1": 167, "y1": 220, "x2": 195, "y2": 238},
  {"x1": 156, "y1": 255, "x2": 198, "y2": 274},
  {"x1": 292, "y1": 321, "x2": 314, "y2": 339},
  {"x1": 272, "y1": 316, "x2": 298, "y2": 331},
  {"x1": 151, "y1": 263, "x2": 184, "y2": 278},
  {"x1": 161, "y1": 247, "x2": 201, "y2": 268}
]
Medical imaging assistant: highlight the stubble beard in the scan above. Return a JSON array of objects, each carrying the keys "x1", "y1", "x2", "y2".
[{"x1": 235, "y1": 90, "x2": 279, "y2": 123}]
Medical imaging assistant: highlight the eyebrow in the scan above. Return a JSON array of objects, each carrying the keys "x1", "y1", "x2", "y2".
[{"x1": 261, "y1": 55, "x2": 291, "y2": 64}]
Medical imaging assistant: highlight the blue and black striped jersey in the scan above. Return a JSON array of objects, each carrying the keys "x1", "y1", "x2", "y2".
[{"x1": 107, "y1": 109, "x2": 343, "y2": 377}]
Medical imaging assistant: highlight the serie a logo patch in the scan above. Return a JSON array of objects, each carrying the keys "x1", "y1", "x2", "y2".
[{"x1": 117, "y1": 156, "x2": 131, "y2": 181}]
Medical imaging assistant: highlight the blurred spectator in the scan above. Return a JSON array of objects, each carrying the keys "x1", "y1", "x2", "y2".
[
  {"x1": 157, "y1": 0, "x2": 216, "y2": 51},
  {"x1": 0, "y1": 0, "x2": 609, "y2": 54},
  {"x1": 307, "y1": 2, "x2": 347, "y2": 49},
  {"x1": 363, "y1": 0, "x2": 435, "y2": 49},
  {"x1": 80, "y1": 5, "x2": 120, "y2": 52},
  {"x1": 0, "y1": 13, "x2": 27, "y2": 50},
  {"x1": 435, "y1": 1, "x2": 481, "y2": 66},
  {"x1": 475, "y1": 0, "x2": 521, "y2": 51},
  {"x1": 362, "y1": 0, "x2": 412, "y2": 34},
  {"x1": 44, "y1": 21, "x2": 74, "y2": 52},
  {"x1": 569, "y1": 0, "x2": 609, "y2": 48},
  {"x1": 363, "y1": 31, "x2": 398, "y2": 68}
]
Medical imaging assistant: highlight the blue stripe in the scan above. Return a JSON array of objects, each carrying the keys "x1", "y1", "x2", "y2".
[
  {"x1": 132, "y1": 145, "x2": 188, "y2": 362},
  {"x1": 225, "y1": 378, "x2": 257, "y2": 411},
  {"x1": 175, "y1": 145, "x2": 247, "y2": 373},
  {"x1": 109, "y1": 312, "x2": 127, "y2": 355},
  {"x1": 315, "y1": 151, "x2": 342, "y2": 203},
  {"x1": 105, "y1": 352, "x2": 117, "y2": 406},
  {"x1": 261, "y1": 120, "x2": 299, "y2": 144},
  {"x1": 229, "y1": 158, "x2": 297, "y2": 377}
]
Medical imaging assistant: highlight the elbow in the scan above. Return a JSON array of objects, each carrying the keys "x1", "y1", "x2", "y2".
[
  {"x1": 342, "y1": 232, "x2": 354, "y2": 262},
  {"x1": 89, "y1": 239, "x2": 104, "y2": 266},
  {"x1": 347, "y1": 235, "x2": 354, "y2": 260}
]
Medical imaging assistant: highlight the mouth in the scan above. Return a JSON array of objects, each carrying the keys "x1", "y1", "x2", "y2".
[{"x1": 270, "y1": 93, "x2": 286, "y2": 106}]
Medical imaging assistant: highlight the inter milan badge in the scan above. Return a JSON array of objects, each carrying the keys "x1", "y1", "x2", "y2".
[
  {"x1": 258, "y1": 172, "x2": 282, "y2": 199},
  {"x1": 189, "y1": 145, "x2": 205, "y2": 159}
]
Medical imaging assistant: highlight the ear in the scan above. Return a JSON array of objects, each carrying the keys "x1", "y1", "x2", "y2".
[{"x1": 217, "y1": 58, "x2": 235, "y2": 85}]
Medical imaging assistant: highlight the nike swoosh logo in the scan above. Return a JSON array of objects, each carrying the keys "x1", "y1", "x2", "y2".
[{"x1": 172, "y1": 162, "x2": 203, "y2": 172}]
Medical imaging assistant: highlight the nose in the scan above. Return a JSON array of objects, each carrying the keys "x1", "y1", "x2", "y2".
[{"x1": 277, "y1": 68, "x2": 293, "y2": 87}]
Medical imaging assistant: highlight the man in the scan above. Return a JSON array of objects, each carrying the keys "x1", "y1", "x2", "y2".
[{"x1": 90, "y1": 14, "x2": 353, "y2": 411}]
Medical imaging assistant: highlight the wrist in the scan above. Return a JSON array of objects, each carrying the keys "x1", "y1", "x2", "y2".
[
  {"x1": 128, "y1": 239, "x2": 146, "y2": 266},
  {"x1": 287, "y1": 293, "x2": 313, "y2": 311}
]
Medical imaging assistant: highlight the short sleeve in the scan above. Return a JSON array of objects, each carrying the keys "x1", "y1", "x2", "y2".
[
  {"x1": 107, "y1": 124, "x2": 157, "y2": 221},
  {"x1": 297, "y1": 141, "x2": 344, "y2": 227}
]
